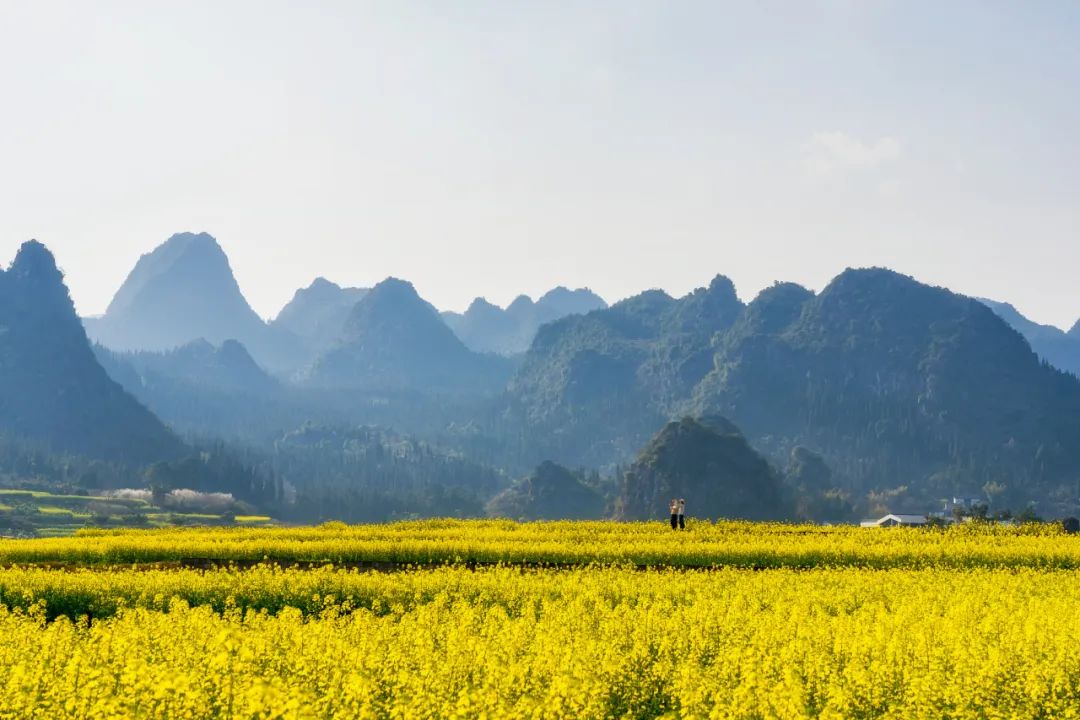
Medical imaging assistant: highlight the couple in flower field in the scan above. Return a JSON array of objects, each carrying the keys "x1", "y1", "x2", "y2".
[{"x1": 668, "y1": 498, "x2": 686, "y2": 530}]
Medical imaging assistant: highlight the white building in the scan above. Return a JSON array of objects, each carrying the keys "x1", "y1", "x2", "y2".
[{"x1": 860, "y1": 514, "x2": 929, "y2": 528}]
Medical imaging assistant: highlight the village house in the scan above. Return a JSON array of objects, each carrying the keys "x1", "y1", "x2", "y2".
[{"x1": 860, "y1": 514, "x2": 929, "y2": 528}]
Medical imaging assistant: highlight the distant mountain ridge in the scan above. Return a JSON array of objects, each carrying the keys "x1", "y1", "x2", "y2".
[
  {"x1": 97, "y1": 339, "x2": 278, "y2": 396},
  {"x1": 86, "y1": 233, "x2": 610, "y2": 376},
  {"x1": 92, "y1": 338, "x2": 305, "y2": 442},
  {"x1": 508, "y1": 268, "x2": 1080, "y2": 508},
  {"x1": 0, "y1": 241, "x2": 183, "y2": 463},
  {"x1": 692, "y1": 270, "x2": 1080, "y2": 498},
  {"x1": 272, "y1": 278, "x2": 369, "y2": 360},
  {"x1": 49, "y1": 226, "x2": 1080, "y2": 515},
  {"x1": 304, "y1": 278, "x2": 512, "y2": 393},
  {"x1": 84, "y1": 232, "x2": 300, "y2": 373},
  {"x1": 443, "y1": 287, "x2": 607, "y2": 355},
  {"x1": 509, "y1": 274, "x2": 744, "y2": 465},
  {"x1": 979, "y1": 299, "x2": 1080, "y2": 376}
]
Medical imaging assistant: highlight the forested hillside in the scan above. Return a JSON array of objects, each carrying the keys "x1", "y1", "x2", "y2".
[
  {"x1": 304, "y1": 278, "x2": 513, "y2": 394},
  {"x1": 0, "y1": 242, "x2": 184, "y2": 464},
  {"x1": 508, "y1": 269, "x2": 1080, "y2": 511},
  {"x1": 272, "y1": 425, "x2": 507, "y2": 523},
  {"x1": 15, "y1": 234, "x2": 1080, "y2": 522},
  {"x1": 486, "y1": 461, "x2": 605, "y2": 521},
  {"x1": 616, "y1": 417, "x2": 786, "y2": 521},
  {"x1": 692, "y1": 269, "x2": 1080, "y2": 503},
  {"x1": 509, "y1": 275, "x2": 744, "y2": 465}
]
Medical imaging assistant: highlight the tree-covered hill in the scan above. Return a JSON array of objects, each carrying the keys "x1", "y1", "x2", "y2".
[
  {"x1": 273, "y1": 424, "x2": 507, "y2": 523},
  {"x1": 509, "y1": 268, "x2": 1080, "y2": 508},
  {"x1": 692, "y1": 268, "x2": 1080, "y2": 500},
  {"x1": 101, "y1": 339, "x2": 279, "y2": 395},
  {"x1": 0, "y1": 241, "x2": 184, "y2": 464},
  {"x1": 486, "y1": 461, "x2": 605, "y2": 520},
  {"x1": 15, "y1": 234, "x2": 1080, "y2": 520},
  {"x1": 304, "y1": 278, "x2": 512, "y2": 394},
  {"x1": 508, "y1": 275, "x2": 744, "y2": 466},
  {"x1": 91, "y1": 340, "x2": 304, "y2": 442},
  {"x1": 616, "y1": 416, "x2": 786, "y2": 521}
]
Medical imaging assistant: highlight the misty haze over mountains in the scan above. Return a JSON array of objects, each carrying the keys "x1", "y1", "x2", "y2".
[
  {"x1": 82, "y1": 233, "x2": 607, "y2": 375},
  {"x1": 272, "y1": 278, "x2": 368, "y2": 361},
  {"x1": 6, "y1": 231, "x2": 1080, "y2": 524},
  {"x1": 976, "y1": 299, "x2": 1080, "y2": 378},
  {"x1": 443, "y1": 288, "x2": 607, "y2": 355},
  {"x1": 85, "y1": 234, "x2": 266, "y2": 352},
  {"x1": 79, "y1": 232, "x2": 1080, "y2": 384}
]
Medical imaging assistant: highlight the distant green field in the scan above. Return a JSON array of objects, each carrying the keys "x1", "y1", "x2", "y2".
[
  {"x1": 0, "y1": 489, "x2": 147, "y2": 504},
  {"x1": 0, "y1": 489, "x2": 149, "y2": 512},
  {"x1": 0, "y1": 489, "x2": 278, "y2": 537},
  {"x1": 37, "y1": 506, "x2": 90, "y2": 518}
]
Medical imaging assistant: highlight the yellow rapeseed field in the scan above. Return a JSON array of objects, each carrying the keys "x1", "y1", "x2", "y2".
[
  {"x1": 0, "y1": 518, "x2": 1076, "y2": 569},
  {"x1": 2, "y1": 521, "x2": 1079, "y2": 718}
]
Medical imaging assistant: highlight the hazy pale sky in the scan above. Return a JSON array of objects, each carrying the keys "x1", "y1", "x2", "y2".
[{"x1": 1, "y1": 1, "x2": 1078, "y2": 327}]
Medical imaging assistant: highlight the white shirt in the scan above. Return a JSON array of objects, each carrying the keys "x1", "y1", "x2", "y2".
[{"x1": 677, "y1": 501, "x2": 686, "y2": 515}]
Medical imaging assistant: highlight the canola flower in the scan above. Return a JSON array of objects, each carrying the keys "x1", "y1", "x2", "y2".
[
  {"x1": 2, "y1": 566, "x2": 1080, "y2": 718},
  {"x1": 3, "y1": 521, "x2": 1080, "y2": 718},
  {"x1": 0, "y1": 519, "x2": 1077, "y2": 569}
]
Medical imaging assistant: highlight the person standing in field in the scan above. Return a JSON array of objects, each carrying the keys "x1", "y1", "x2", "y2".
[
  {"x1": 669, "y1": 499, "x2": 679, "y2": 530},
  {"x1": 677, "y1": 499, "x2": 686, "y2": 530}
]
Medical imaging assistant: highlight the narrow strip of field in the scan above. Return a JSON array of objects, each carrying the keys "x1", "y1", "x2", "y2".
[
  {"x1": 1, "y1": 519, "x2": 1077, "y2": 569},
  {"x1": 0, "y1": 562, "x2": 1074, "y2": 621}
]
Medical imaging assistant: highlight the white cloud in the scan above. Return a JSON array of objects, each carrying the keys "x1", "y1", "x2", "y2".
[{"x1": 802, "y1": 132, "x2": 901, "y2": 176}]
